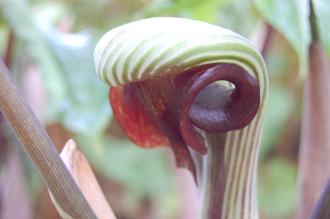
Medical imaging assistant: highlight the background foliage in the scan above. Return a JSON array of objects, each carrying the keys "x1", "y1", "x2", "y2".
[{"x1": 0, "y1": 0, "x2": 329, "y2": 218}]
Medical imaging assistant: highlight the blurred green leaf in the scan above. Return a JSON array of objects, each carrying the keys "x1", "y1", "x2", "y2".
[
  {"x1": 313, "y1": 0, "x2": 330, "y2": 55},
  {"x1": 145, "y1": 0, "x2": 228, "y2": 23},
  {"x1": 260, "y1": 86, "x2": 294, "y2": 158},
  {"x1": 254, "y1": 0, "x2": 310, "y2": 76},
  {"x1": 0, "y1": 26, "x2": 8, "y2": 56},
  {"x1": 77, "y1": 135, "x2": 175, "y2": 199},
  {"x1": 1, "y1": 0, "x2": 111, "y2": 134},
  {"x1": 66, "y1": 0, "x2": 144, "y2": 31},
  {"x1": 190, "y1": 0, "x2": 227, "y2": 23},
  {"x1": 259, "y1": 158, "x2": 297, "y2": 218},
  {"x1": 77, "y1": 134, "x2": 179, "y2": 218},
  {"x1": 0, "y1": 0, "x2": 67, "y2": 116},
  {"x1": 218, "y1": 0, "x2": 258, "y2": 36},
  {"x1": 42, "y1": 29, "x2": 111, "y2": 134}
]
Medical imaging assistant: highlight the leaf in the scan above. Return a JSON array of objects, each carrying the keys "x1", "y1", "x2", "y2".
[
  {"x1": 144, "y1": 0, "x2": 228, "y2": 23},
  {"x1": 260, "y1": 86, "x2": 294, "y2": 158},
  {"x1": 50, "y1": 139, "x2": 116, "y2": 219},
  {"x1": 40, "y1": 28, "x2": 111, "y2": 135},
  {"x1": 312, "y1": 0, "x2": 330, "y2": 55},
  {"x1": 184, "y1": 0, "x2": 229, "y2": 23},
  {"x1": 0, "y1": 0, "x2": 67, "y2": 115},
  {"x1": 254, "y1": 0, "x2": 310, "y2": 76},
  {"x1": 0, "y1": 26, "x2": 8, "y2": 56},
  {"x1": 1, "y1": 0, "x2": 111, "y2": 134},
  {"x1": 258, "y1": 158, "x2": 297, "y2": 218},
  {"x1": 218, "y1": 0, "x2": 259, "y2": 36},
  {"x1": 77, "y1": 135, "x2": 174, "y2": 199}
]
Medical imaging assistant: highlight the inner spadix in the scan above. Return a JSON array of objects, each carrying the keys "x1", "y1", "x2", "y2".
[{"x1": 189, "y1": 81, "x2": 236, "y2": 132}]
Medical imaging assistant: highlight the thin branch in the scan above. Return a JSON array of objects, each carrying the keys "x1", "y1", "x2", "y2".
[
  {"x1": 310, "y1": 177, "x2": 330, "y2": 219},
  {"x1": 0, "y1": 114, "x2": 7, "y2": 161},
  {"x1": 260, "y1": 24, "x2": 274, "y2": 58},
  {"x1": 0, "y1": 31, "x2": 14, "y2": 161},
  {"x1": 296, "y1": 42, "x2": 330, "y2": 219},
  {"x1": 309, "y1": 0, "x2": 319, "y2": 42},
  {"x1": 0, "y1": 59, "x2": 96, "y2": 219},
  {"x1": 250, "y1": 21, "x2": 274, "y2": 58},
  {"x1": 296, "y1": 1, "x2": 329, "y2": 218},
  {"x1": 3, "y1": 31, "x2": 14, "y2": 67}
]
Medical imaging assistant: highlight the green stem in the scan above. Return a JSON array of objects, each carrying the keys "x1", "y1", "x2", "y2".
[{"x1": 0, "y1": 59, "x2": 96, "y2": 219}]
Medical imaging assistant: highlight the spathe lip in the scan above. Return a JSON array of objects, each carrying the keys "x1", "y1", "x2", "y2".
[{"x1": 180, "y1": 63, "x2": 260, "y2": 154}]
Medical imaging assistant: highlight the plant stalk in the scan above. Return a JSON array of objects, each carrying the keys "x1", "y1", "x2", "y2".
[
  {"x1": 200, "y1": 133, "x2": 226, "y2": 218},
  {"x1": 310, "y1": 177, "x2": 330, "y2": 219},
  {"x1": 3, "y1": 31, "x2": 14, "y2": 67},
  {"x1": 0, "y1": 59, "x2": 96, "y2": 219},
  {"x1": 295, "y1": 0, "x2": 330, "y2": 218},
  {"x1": 308, "y1": 0, "x2": 319, "y2": 43},
  {"x1": 296, "y1": 42, "x2": 330, "y2": 219},
  {"x1": 260, "y1": 24, "x2": 274, "y2": 58},
  {"x1": 201, "y1": 127, "x2": 261, "y2": 219}
]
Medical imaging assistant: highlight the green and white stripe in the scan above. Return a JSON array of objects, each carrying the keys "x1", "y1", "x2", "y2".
[{"x1": 94, "y1": 17, "x2": 268, "y2": 219}]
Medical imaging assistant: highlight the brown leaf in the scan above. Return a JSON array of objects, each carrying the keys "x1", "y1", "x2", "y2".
[{"x1": 50, "y1": 139, "x2": 116, "y2": 219}]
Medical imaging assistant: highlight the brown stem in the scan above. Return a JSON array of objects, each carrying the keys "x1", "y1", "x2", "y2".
[
  {"x1": 200, "y1": 133, "x2": 226, "y2": 219},
  {"x1": 0, "y1": 31, "x2": 15, "y2": 162},
  {"x1": 296, "y1": 43, "x2": 330, "y2": 219},
  {"x1": 296, "y1": 0, "x2": 329, "y2": 217},
  {"x1": 3, "y1": 31, "x2": 14, "y2": 67},
  {"x1": 0, "y1": 59, "x2": 96, "y2": 218},
  {"x1": 310, "y1": 177, "x2": 330, "y2": 219},
  {"x1": 0, "y1": 115, "x2": 7, "y2": 162},
  {"x1": 309, "y1": 0, "x2": 319, "y2": 42},
  {"x1": 260, "y1": 24, "x2": 274, "y2": 58}
]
